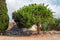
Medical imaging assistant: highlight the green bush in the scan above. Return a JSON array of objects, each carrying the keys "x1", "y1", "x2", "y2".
[
  {"x1": 52, "y1": 18, "x2": 60, "y2": 31},
  {"x1": 0, "y1": 0, "x2": 9, "y2": 32},
  {"x1": 41, "y1": 23, "x2": 55, "y2": 31},
  {"x1": 12, "y1": 3, "x2": 54, "y2": 29}
]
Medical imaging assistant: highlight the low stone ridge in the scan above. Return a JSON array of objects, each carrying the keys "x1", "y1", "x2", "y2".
[
  {"x1": 5, "y1": 25, "x2": 32, "y2": 36},
  {"x1": 4, "y1": 25, "x2": 60, "y2": 36}
]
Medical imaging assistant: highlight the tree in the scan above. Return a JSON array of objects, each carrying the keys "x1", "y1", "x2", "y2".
[
  {"x1": 0, "y1": 0, "x2": 9, "y2": 35},
  {"x1": 12, "y1": 3, "x2": 55, "y2": 34},
  {"x1": 52, "y1": 18, "x2": 60, "y2": 31}
]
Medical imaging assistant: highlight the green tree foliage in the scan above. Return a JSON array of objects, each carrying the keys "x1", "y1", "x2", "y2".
[
  {"x1": 12, "y1": 3, "x2": 55, "y2": 30},
  {"x1": 0, "y1": 0, "x2": 9, "y2": 33},
  {"x1": 52, "y1": 18, "x2": 60, "y2": 31},
  {"x1": 0, "y1": 0, "x2": 7, "y2": 15}
]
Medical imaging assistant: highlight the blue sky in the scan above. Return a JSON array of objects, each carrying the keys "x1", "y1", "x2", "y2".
[{"x1": 6, "y1": 0, "x2": 60, "y2": 22}]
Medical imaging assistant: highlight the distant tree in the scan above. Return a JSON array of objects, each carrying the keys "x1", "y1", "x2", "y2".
[
  {"x1": 0, "y1": 0, "x2": 9, "y2": 35},
  {"x1": 12, "y1": 3, "x2": 55, "y2": 34},
  {"x1": 52, "y1": 18, "x2": 60, "y2": 31}
]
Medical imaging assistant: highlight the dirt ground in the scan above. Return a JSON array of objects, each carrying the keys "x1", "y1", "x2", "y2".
[{"x1": 0, "y1": 34, "x2": 60, "y2": 40}]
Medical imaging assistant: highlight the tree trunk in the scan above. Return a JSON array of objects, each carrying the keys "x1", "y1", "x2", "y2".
[
  {"x1": 36, "y1": 22, "x2": 40, "y2": 34},
  {"x1": 0, "y1": 30, "x2": 5, "y2": 35}
]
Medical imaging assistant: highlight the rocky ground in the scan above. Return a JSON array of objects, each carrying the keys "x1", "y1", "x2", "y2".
[
  {"x1": 5, "y1": 25, "x2": 60, "y2": 36},
  {"x1": 0, "y1": 34, "x2": 60, "y2": 40},
  {"x1": 3, "y1": 24, "x2": 60, "y2": 40}
]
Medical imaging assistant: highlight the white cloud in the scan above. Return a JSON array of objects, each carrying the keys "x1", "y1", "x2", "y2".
[{"x1": 54, "y1": 6, "x2": 60, "y2": 18}]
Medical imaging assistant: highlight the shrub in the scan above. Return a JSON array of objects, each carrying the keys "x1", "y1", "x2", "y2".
[
  {"x1": 41, "y1": 23, "x2": 55, "y2": 31},
  {"x1": 52, "y1": 18, "x2": 60, "y2": 31}
]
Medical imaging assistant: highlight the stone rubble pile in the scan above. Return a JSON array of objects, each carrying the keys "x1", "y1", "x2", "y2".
[{"x1": 5, "y1": 25, "x2": 32, "y2": 36}]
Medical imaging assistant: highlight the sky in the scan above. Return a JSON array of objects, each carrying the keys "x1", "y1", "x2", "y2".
[{"x1": 6, "y1": 0, "x2": 60, "y2": 22}]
